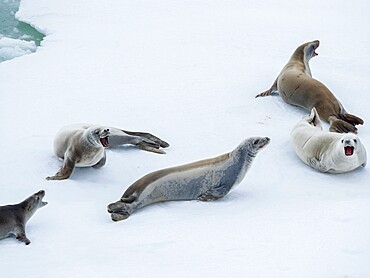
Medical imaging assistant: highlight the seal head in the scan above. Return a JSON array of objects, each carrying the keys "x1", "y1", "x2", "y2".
[{"x1": 86, "y1": 126, "x2": 110, "y2": 148}]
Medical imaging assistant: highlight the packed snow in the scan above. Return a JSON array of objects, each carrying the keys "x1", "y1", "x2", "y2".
[{"x1": 0, "y1": 0, "x2": 369, "y2": 277}]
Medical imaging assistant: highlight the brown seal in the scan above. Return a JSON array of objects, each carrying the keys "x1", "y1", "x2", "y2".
[
  {"x1": 256, "y1": 40, "x2": 364, "y2": 133},
  {"x1": 0, "y1": 190, "x2": 47, "y2": 245}
]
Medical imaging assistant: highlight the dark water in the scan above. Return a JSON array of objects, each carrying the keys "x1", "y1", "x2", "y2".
[{"x1": 0, "y1": 0, "x2": 45, "y2": 62}]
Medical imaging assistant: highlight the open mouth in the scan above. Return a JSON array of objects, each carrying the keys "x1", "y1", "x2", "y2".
[
  {"x1": 100, "y1": 136, "x2": 110, "y2": 148},
  {"x1": 312, "y1": 48, "x2": 318, "y2": 57},
  {"x1": 258, "y1": 138, "x2": 270, "y2": 149},
  {"x1": 312, "y1": 41, "x2": 319, "y2": 57},
  {"x1": 258, "y1": 143, "x2": 266, "y2": 149},
  {"x1": 36, "y1": 190, "x2": 48, "y2": 205},
  {"x1": 344, "y1": 146, "x2": 354, "y2": 156}
]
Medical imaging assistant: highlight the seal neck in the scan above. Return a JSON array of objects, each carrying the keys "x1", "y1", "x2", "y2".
[
  {"x1": 84, "y1": 129, "x2": 100, "y2": 147},
  {"x1": 19, "y1": 199, "x2": 37, "y2": 223}
]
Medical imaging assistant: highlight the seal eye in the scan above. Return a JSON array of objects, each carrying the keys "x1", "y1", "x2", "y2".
[
  {"x1": 253, "y1": 139, "x2": 259, "y2": 145},
  {"x1": 341, "y1": 139, "x2": 344, "y2": 143},
  {"x1": 354, "y1": 139, "x2": 357, "y2": 143},
  {"x1": 95, "y1": 130, "x2": 100, "y2": 135}
]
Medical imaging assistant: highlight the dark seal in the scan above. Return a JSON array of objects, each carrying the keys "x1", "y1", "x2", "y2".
[{"x1": 0, "y1": 190, "x2": 47, "y2": 245}]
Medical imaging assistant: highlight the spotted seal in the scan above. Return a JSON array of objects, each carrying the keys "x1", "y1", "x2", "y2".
[{"x1": 107, "y1": 137, "x2": 270, "y2": 221}]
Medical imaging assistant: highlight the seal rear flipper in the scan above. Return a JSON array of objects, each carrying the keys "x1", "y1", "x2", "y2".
[
  {"x1": 329, "y1": 118, "x2": 358, "y2": 134},
  {"x1": 107, "y1": 201, "x2": 134, "y2": 221},
  {"x1": 137, "y1": 143, "x2": 166, "y2": 154},
  {"x1": 111, "y1": 212, "x2": 130, "y2": 221},
  {"x1": 121, "y1": 129, "x2": 170, "y2": 148},
  {"x1": 120, "y1": 195, "x2": 136, "y2": 203},
  {"x1": 339, "y1": 113, "x2": 364, "y2": 126}
]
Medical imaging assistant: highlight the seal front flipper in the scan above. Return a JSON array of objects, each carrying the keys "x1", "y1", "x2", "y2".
[
  {"x1": 197, "y1": 194, "x2": 224, "y2": 201},
  {"x1": 92, "y1": 151, "x2": 107, "y2": 169},
  {"x1": 308, "y1": 157, "x2": 329, "y2": 173},
  {"x1": 197, "y1": 184, "x2": 229, "y2": 201},
  {"x1": 255, "y1": 78, "x2": 278, "y2": 98},
  {"x1": 46, "y1": 157, "x2": 75, "y2": 180},
  {"x1": 14, "y1": 226, "x2": 30, "y2": 245}
]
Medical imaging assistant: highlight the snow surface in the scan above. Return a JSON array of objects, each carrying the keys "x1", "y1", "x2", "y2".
[
  {"x1": 0, "y1": 36, "x2": 36, "y2": 62},
  {"x1": 1, "y1": 0, "x2": 370, "y2": 277}
]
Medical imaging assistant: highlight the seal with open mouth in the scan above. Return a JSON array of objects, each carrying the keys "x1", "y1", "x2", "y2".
[
  {"x1": 107, "y1": 137, "x2": 270, "y2": 221},
  {"x1": 0, "y1": 190, "x2": 47, "y2": 245},
  {"x1": 46, "y1": 124, "x2": 169, "y2": 180},
  {"x1": 290, "y1": 108, "x2": 367, "y2": 173},
  {"x1": 256, "y1": 40, "x2": 364, "y2": 133}
]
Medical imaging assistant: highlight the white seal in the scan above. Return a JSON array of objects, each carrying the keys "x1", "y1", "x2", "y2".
[{"x1": 290, "y1": 108, "x2": 367, "y2": 173}]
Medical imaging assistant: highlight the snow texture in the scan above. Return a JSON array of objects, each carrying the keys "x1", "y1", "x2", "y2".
[
  {"x1": 0, "y1": 36, "x2": 36, "y2": 62},
  {"x1": 0, "y1": 0, "x2": 369, "y2": 277}
]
